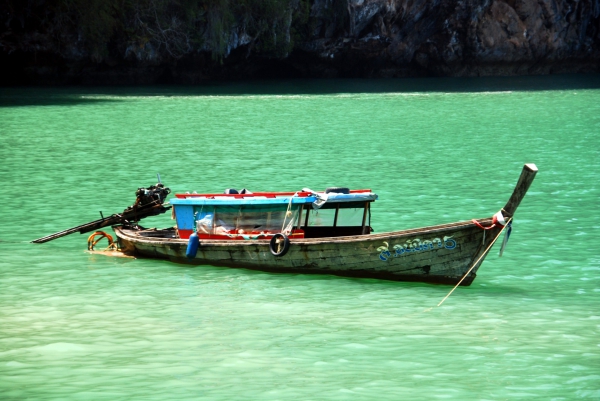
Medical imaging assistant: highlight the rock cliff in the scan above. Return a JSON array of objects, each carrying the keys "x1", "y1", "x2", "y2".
[{"x1": 1, "y1": 0, "x2": 598, "y2": 84}]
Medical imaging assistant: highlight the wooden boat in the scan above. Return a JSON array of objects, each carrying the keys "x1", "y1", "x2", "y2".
[{"x1": 113, "y1": 164, "x2": 538, "y2": 286}]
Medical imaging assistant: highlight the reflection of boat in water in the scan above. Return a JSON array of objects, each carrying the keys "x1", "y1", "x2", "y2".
[{"x1": 112, "y1": 164, "x2": 537, "y2": 286}]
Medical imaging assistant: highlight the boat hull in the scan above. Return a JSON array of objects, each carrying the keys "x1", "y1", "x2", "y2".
[{"x1": 114, "y1": 218, "x2": 503, "y2": 286}]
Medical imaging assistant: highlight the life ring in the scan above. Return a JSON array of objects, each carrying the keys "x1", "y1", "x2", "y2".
[
  {"x1": 87, "y1": 231, "x2": 116, "y2": 251},
  {"x1": 269, "y1": 233, "x2": 290, "y2": 257}
]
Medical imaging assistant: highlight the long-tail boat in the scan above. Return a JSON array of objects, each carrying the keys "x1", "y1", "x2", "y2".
[{"x1": 86, "y1": 163, "x2": 537, "y2": 286}]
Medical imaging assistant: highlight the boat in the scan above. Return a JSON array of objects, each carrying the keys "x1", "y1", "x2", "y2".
[{"x1": 109, "y1": 163, "x2": 538, "y2": 286}]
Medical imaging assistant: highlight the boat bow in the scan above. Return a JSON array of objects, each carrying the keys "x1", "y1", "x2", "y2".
[{"x1": 503, "y1": 163, "x2": 538, "y2": 218}]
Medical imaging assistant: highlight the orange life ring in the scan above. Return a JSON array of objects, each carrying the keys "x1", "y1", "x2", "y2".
[{"x1": 87, "y1": 231, "x2": 116, "y2": 251}]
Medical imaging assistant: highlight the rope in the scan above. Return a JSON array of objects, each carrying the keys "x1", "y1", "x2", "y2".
[
  {"x1": 437, "y1": 217, "x2": 512, "y2": 307},
  {"x1": 87, "y1": 231, "x2": 118, "y2": 251},
  {"x1": 102, "y1": 243, "x2": 119, "y2": 251},
  {"x1": 280, "y1": 192, "x2": 298, "y2": 235},
  {"x1": 472, "y1": 210, "x2": 508, "y2": 230}
]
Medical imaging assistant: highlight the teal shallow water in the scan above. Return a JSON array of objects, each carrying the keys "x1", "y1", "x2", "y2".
[{"x1": 1, "y1": 75, "x2": 599, "y2": 400}]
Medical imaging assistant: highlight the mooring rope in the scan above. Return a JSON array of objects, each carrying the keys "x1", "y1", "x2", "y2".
[
  {"x1": 280, "y1": 192, "x2": 298, "y2": 236},
  {"x1": 437, "y1": 217, "x2": 512, "y2": 307}
]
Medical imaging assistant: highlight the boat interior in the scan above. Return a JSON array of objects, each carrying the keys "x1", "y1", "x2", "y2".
[{"x1": 169, "y1": 188, "x2": 377, "y2": 240}]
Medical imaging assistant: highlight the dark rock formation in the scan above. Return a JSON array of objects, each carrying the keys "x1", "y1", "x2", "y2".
[{"x1": 1, "y1": 0, "x2": 598, "y2": 85}]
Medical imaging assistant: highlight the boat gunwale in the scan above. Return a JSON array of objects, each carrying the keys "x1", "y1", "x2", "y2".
[{"x1": 114, "y1": 216, "x2": 494, "y2": 247}]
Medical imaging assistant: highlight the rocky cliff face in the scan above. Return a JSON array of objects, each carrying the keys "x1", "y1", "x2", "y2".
[
  {"x1": 1, "y1": 0, "x2": 598, "y2": 85},
  {"x1": 292, "y1": 0, "x2": 600, "y2": 78}
]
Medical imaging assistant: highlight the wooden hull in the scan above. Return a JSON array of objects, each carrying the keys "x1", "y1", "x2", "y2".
[
  {"x1": 114, "y1": 164, "x2": 538, "y2": 286},
  {"x1": 114, "y1": 218, "x2": 504, "y2": 286}
]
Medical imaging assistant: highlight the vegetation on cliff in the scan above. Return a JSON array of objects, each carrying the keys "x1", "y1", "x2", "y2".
[{"x1": 2, "y1": 0, "x2": 309, "y2": 60}]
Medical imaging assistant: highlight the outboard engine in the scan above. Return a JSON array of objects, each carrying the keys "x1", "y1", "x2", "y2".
[
  {"x1": 133, "y1": 183, "x2": 171, "y2": 208},
  {"x1": 32, "y1": 181, "x2": 172, "y2": 243}
]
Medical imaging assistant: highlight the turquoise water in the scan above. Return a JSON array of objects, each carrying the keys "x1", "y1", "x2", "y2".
[{"x1": 1, "y1": 75, "x2": 599, "y2": 400}]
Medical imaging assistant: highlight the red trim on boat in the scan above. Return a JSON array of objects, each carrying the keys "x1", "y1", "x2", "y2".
[
  {"x1": 178, "y1": 229, "x2": 305, "y2": 240},
  {"x1": 174, "y1": 189, "x2": 372, "y2": 199}
]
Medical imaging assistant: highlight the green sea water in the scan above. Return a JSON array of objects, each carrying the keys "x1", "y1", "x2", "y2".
[{"x1": 1, "y1": 75, "x2": 599, "y2": 400}]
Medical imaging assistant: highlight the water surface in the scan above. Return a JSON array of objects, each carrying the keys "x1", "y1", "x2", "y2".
[{"x1": 1, "y1": 75, "x2": 599, "y2": 400}]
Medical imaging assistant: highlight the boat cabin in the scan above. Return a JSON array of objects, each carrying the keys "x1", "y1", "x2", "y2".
[{"x1": 170, "y1": 189, "x2": 377, "y2": 240}]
